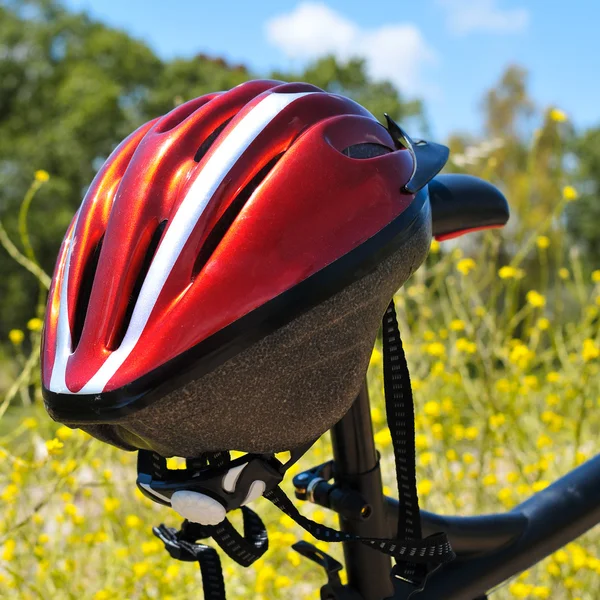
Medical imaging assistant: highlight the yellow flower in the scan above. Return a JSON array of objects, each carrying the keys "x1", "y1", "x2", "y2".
[
  {"x1": 94, "y1": 531, "x2": 108, "y2": 543},
  {"x1": 553, "y1": 549, "x2": 568, "y2": 564},
  {"x1": 64, "y1": 503, "x2": 78, "y2": 517},
  {"x1": 8, "y1": 329, "x2": 24, "y2": 345},
  {"x1": 587, "y1": 556, "x2": 600, "y2": 573},
  {"x1": 489, "y1": 414, "x2": 506, "y2": 429},
  {"x1": 509, "y1": 582, "x2": 533, "y2": 598},
  {"x1": 34, "y1": 170, "x2": 50, "y2": 182},
  {"x1": 464, "y1": 426, "x2": 479, "y2": 440},
  {"x1": 523, "y1": 375, "x2": 538, "y2": 389},
  {"x1": 452, "y1": 424, "x2": 465, "y2": 441},
  {"x1": 558, "y1": 267, "x2": 569, "y2": 280},
  {"x1": 549, "y1": 108, "x2": 567, "y2": 122},
  {"x1": 415, "y1": 434, "x2": 430, "y2": 450},
  {"x1": 125, "y1": 514, "x2": 142, "y2": 529},
  {"x1": 546, "y1": 561, "x2": 561, "y2": 576},
  {"x1": 423, "y1": 401, "x2": 441, "y2": 417},
  {"x1": 456, "y1": 258, "x2": 476, "y2": 275},
  {"x1": 432, "y1": 361, "x2": 445, "y2": 376},
  {"x1": 162, "y1": 563, "x2": 181, "y2": 583},
  {"x1": 27, "y1": 317, "x2": 43, "y2": 332},
  {"x1": 455, "y1": 338, "x2": 477, "y2": 354},
  {"x1": 536, "y1": 236, "x2": 550, "y2": 249},
  {"x1": 536, "y1": 434, "x2": 553, "y2": 449},
  {"x1": 495, "y1": 378, "x2": 511, "y2": 393},
  {"x1": 449, "y1": 319, "x2": 465, "y2": 331},
  {"x1": 462, "y1": 452, "x2": 475, "y2": 465},
  {"x1": 582, "y1": 339, "x2": 599, "y2": 362},
  {"x1": 369, "y1": 347, "x2": 382, "y2": 368},
  {"x1": 532, "y1": 586, "x2": 551, "y2": 599},
  {"x1": 526, "y1": 290, "x2": 546, "y2": 308},
  {"x1": 23, "y1": 417, "x2": 38, "y2": 429},
  {"x1": 287, "y1": 550, "x2": 301, "y2": 567},
  {"x1": 141, "y1": 540, "x2": 161, "y2": 555},
  {"x1": 446, "y1": 449, "x2": 457, "y2": 461},
  {"x1": 425, "y1": 342, "x2": 445, "y2": 357},
  {"x1": 374, "y1": 428, "x2": 392, "y2": 448},
  {"x1": 423, "y1": 330, "x2": 435, "y2": 342},
  {"x1": 275, "y1": 575, "x2": 293, "y2": 588},
  {"x1": 166, "y1": 457, "x2": 187, "y2": 470},
  {"x1": 133, "y1": 562, "x2": 150, "y2": 578},
  {"x1": 312, "y1": 510, "x2": 326, "y2": 524},
  {"x1": 45, "y1": 438, "x2": 64, "y2": 456},
  {"x1": 498, "y1": 488, "x2": 512, "y2": 504},
  {"x1": 498, "y1": 266, "x2": 524, "y2": 279},
  {"x1": 430, "y1": 239, "x2": 440, "y2": 254},
  {"x1": 2, "y1": 539, "x2": 16, "y2": 561},
  {"x1": 417, "y1": 480, "x2": 432, "y2": 496},
  {"x1": 370, "y1": 406, "x2": 383, "y2": 425},
  {"x1": 419, "y1": 452, "x2": 434, "y2": 467},
  {"x1": 482, "y1": 474, "x2": 497, "y2": 486},
  {"x1": 442, "y1": 397, "x2": 453, "y2": 412},
  {"x1": 532, "y1": 480, "x2": 550, "y2": 492},
  {"x1": 562, "y1": 185, "x2": 578, "y2": 201},
  {"x1": 592, "y1": 270, "x2": 600, "y2": 283},
  {"x1": 103, "y1": 497, "x2": 120, "y2": 513},
  {"x1": 536, "y1": 318, "x2": 550, "y2": 330},
  {"x1": 94, "y1": 591, "x2": 111, "y2": 600},
  {"x1": 56, "y1": 426, "x2": 74, "y2": 441}
]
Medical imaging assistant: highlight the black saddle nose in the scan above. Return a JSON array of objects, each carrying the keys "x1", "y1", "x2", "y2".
[{"x1": 428, "y1": 174, "x2": 510, "y2": 240}]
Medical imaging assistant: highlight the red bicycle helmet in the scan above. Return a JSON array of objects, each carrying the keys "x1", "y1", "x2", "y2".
[{"x1": 41, "y1": 79, "x2": 443, "y2": 458}]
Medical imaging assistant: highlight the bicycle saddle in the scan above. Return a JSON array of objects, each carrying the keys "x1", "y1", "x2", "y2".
[{"x1": 429, "y1": 174, "x2": 509, "y2": 241}]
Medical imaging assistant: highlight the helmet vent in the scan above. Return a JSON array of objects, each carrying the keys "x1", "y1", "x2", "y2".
[
  {"x1": 342, "y1": 143, "x2": 392, "y2": 159},
  {"x1": 194, "y1": 117, "x2": 233, "y2": 163},
  {"x1": 72, "y1": 236, "x2": 104, "y2": 350},
  {"x1": 108, "y1": 220, "x2": 167, "y2": 351},
  {"x1": 192, "y1": 153, "x2": 283, "y2": 279}
]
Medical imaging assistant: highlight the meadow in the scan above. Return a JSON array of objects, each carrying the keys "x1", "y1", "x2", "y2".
[{"x1": 1, "y1": 150, "x2": 599, "y2": 599}]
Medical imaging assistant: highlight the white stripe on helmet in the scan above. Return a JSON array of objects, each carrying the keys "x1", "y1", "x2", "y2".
[
  {"x1": 50, "y1": 91, "x2": 314, "y2": 394},
  {"x1": 49, "y1": 210, "x2": 80, "y2": 393}
]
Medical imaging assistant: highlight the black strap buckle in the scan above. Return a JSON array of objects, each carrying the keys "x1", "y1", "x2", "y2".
[
  {"x1": 292, "y1": 541, "x2": 362, "y2": 600},
  {"x1": 153, "y1": 523, "x2": 209, "y2": 562},
  {"x1": 137, "y1": 442, "x2": 315, "y2": 518},
  {"x1": 392, "y1": 562, "x2": 444, "y2": 599}
]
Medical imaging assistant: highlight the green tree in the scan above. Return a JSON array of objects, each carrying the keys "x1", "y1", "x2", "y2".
[
  {"x1": 272, "y1": 55, "x2": 425, "y2": 128},
  {"x1": 142, "y1": 54, "x2": 252, "y2": 117},
  {"x1": 0, "y1": 0, "x2": 160, "y2": 331},
  {"x1": 0, "y1": 1, "x2": 425, "y2": 338},
  {"x1": 567, "y1": 127, "x2": 600, "y2": 264}
]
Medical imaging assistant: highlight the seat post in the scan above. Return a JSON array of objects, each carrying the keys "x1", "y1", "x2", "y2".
[{"x1": 331, "y1": 381, "x2": 394, "y2": 600}]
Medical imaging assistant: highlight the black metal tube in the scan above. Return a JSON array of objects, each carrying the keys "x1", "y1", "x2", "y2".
[
  {"x1": 408, "y1": 453, "x2": 600, "y2": 600},
  {"x1": 384, "y1": 499, "x2": 527, "y2": 556},
  {"x1": 331, "y1": 383, "x2": 394, "y2": 600}
]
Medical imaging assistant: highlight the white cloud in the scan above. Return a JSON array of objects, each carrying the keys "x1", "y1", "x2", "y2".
[
  {"x1": 264, "y1": 2, "x2": 436, "y2": 96},
  {"x1": 437, "y1": 0, "x2": 530, "y2": 35}
]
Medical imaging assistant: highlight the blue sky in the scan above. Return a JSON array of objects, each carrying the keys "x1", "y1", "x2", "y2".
[{"x1": 64, "y1": 0, "x2": 599, "y2": 141}]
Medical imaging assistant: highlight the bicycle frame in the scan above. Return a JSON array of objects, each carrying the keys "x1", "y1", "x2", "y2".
[{"x1": 322, "y1": 383, "x2": 600, "y2": 600}]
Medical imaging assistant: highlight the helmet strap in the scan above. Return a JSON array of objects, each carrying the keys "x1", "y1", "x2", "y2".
[{"x1": 142, "y1": 300, "x2": 454, "y2": 599}]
